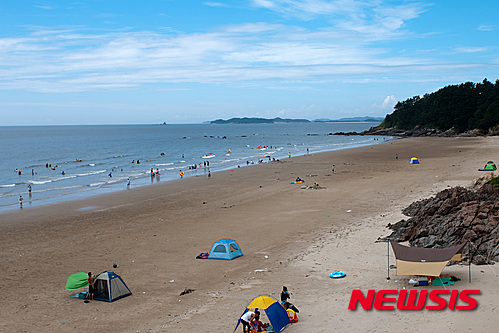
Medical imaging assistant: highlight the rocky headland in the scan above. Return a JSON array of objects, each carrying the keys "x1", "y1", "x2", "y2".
[
  {"x1": 334, "y1": 125, "x2": 499, "y2": 137},
  {"x1": 384, "y1": 175, "x2": 499, "y2": 265}
]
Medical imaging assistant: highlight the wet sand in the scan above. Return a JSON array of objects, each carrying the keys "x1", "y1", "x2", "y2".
[{"x1": 1, "y1": 136, "x2": 498, "y2": 332}]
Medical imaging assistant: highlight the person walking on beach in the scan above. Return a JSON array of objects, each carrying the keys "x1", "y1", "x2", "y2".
[
  {"x1": 127, "y1": 178, "x2": 130, "y2": 189},
  {"x1": 288, "y1": 152, "x2": 291, "y2": 158},
  {"x1": 19, "y1": 195, "x2": 23, "y2": 209},
  {"x1": 332, "y1": 165, "x2": 335, "y2": 174},
  {"x1": 208, "y1": 170, "x2": 211, "y2": 178},
  {"x1": 87, "y1": 272, "x2": 95, "y2": 300}
]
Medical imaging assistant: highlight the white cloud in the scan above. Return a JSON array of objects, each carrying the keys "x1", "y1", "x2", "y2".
[
  {"x1": 34, "y1": 5, "x2": 54, "y2": 10},
  {"x1": 204, "y1": 2, "x2": 226, "y2": 7},
  {"x1": 252, "y1": 0, "x2": 428, "y2": 39},
  {"x1": 0, "y1": 1, "x2": 490, "y2": 94},
  {"x1": 454, "y1": 47, "x2": 487, "y2": 53},
  {"x1": 477, "y1": 24, "x2": 498, "y2": 31},
  {"x1": 382, "y1": 95, "x2": 397, "y2": 109}
]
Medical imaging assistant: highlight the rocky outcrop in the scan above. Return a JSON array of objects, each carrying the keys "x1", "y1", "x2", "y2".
[
  {"x1": 385, "y1": 176, "x2": 499, "y2": 265},
  {"x1": 335, "y1": 125, "x2": 486, "y2": 137}
]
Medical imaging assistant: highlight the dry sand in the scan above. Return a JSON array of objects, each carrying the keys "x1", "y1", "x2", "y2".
[{"x1": 1, "y1": 136, "x2": 498, "y2": 333}]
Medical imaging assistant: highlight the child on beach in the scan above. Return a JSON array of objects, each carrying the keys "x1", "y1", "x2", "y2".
[
  {"x1": 250, "y1": 313, "x2": 264, "y2": 332},
  {"x1": 87, "y1": 272, "x2": 95, "y2": 300},
  {"x1": 240, "y1": 310, "x2": 259, "y2": 333}
]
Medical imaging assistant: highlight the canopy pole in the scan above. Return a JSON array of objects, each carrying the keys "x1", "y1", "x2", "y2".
[
  {"x1": 387, "y1": 240, "x2": 391, "y2": 280},
  {"x1": 468, "y1": 240, "x2": 472, "y2": 283}
]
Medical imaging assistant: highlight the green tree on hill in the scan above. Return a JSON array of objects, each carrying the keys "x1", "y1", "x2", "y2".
[{"x1": 381, "y1": 79, "x2": 499, "y2": 133}]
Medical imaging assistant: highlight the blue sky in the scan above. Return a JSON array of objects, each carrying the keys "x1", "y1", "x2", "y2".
[{"x1": 0, "y1": 0, "x2": 497, "y2": 125}]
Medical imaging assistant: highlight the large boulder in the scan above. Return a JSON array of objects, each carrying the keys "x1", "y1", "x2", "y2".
[{"x1": 385, "y1": 177, "x2": 499, "y2": 265}]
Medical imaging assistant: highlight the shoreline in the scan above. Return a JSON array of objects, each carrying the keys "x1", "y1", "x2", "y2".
[
  {"x1": 1, "y1": 136, "x2": 498, "y2": 332},
  {"x1": 0, "y1": 136, "x2": 392, "y2": 214}
]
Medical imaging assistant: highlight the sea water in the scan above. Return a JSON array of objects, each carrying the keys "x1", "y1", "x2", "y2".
[{"x1": 0, "y1": 123, "x2": 391, "y2": 212}]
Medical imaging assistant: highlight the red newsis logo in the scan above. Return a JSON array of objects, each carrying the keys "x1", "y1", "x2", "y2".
[{"x1": 348, "y1": 290, "x2": 480, "y2": 310}]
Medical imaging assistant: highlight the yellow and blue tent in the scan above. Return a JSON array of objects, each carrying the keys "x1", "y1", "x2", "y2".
[
  {"x1": 234, "y1": 295, "x2": 291, "y2": 332},
  {"x1": 409, "y1": 157, "x2": 420, "y2": 164}
]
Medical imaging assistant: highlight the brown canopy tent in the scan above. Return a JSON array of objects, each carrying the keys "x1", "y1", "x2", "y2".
[{"x1": 390, "y1": 241, "x2": 466, "y2": 277}]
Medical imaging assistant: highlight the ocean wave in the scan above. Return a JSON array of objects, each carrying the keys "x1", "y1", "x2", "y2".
[
  {"x1": 0, "y1": 184, "x2": 83, "y2": 199},
  {"x1": 154, "y1": 163, "x2": 174, "y2": 166},
  {"x1": 75, "y1": 170, "x2": 106, "y2": 177},
  {"x1": 31, "y1": 179, "x2": 55, "y2": 185},
  {"x1": 0, "y1": 184, "x2": 15, "y2": 188}
]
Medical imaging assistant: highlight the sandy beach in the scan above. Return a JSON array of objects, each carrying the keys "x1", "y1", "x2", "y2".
[{"x1": 1, "y1": 136, "x2": 498, "y2": 333}]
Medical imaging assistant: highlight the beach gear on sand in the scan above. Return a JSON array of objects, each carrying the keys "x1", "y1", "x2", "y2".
[
  {"x1": 206, "y1": 239, "x2": 243, "y2": 260},
  {"x1": 65, "y1": 271, "x2": 90, "y2": 290},
  {"x1": 432, "y1": 277, "x2": 457, "y2": 286},
  {"x1": 234, "y1": 295, "x2": 291, "y2": 333},
  {"x1": 329, "y1": 271, "x2": 346, "y2": 279},
  {"x1": 196, "y1": 252, "x2": 209, "y2": 259},
  {"x1": 91, "y1": 271, "x2": 132, "y2": 302},
  {"x1": 478, "y1": 161, "x2": 497, "y2": 171},
  {"x1": 390, "y1": 241, "x2": 465, "y2": 277},
  {"x1": 68, "y1": 271, "x2": 132, "y2": 302},
  {"x1": 286, "y1": 309, "x2": 298, "y2": 323}
]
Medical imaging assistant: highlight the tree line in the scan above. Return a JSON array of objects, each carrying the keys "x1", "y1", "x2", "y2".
[{"x1": 381, "y1": 79, "x2": 499, "y2": 133}]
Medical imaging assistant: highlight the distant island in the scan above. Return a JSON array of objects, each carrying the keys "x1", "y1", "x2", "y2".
[
  {"x1": 209, "y1": 116, "x2": 383, "y2": 124},
  {"x1": 210, "y1": 117, "x2": 310, "y2": 124}
]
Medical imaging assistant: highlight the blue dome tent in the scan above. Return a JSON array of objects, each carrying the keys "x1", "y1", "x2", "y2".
[{"x1": 207, "y1": 239, "x2": 243, "y2": 260}]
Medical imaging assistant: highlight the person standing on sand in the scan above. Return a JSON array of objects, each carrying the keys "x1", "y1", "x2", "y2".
[
  {"x1": 280, "y1": 286, "x2": 290, "y2": 305},
  {"x1": 127, "y1": 178, "x2": 130, "y2": 189},
  {"x1": 332, "y1": 165, "x2": 335, "y2": 174},
  {"x1": 240, "y1": 310, "x2": 259, "y2": 333},
  {"x1": 208, "y1": 170, "x2": 211, "y2": 178},
  {"x1": 87, "y1": 272, "x2": 95, "y2": 300},
  {"x1": 19, "y1": 195, "x2": 23, "y2": 208}
]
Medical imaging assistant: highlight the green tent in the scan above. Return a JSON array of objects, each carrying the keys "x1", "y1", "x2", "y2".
[
  {"x1": 65, "y1": 272, "x2": 89, "y2": 290},
  {"x1": 479, "y1": 161, "x2": 497, "y2": 171}
]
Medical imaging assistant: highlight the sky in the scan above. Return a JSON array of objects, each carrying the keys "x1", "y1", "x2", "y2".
[{"x1": 0, "y1": 0, "x2": 498, "y2": 125}]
